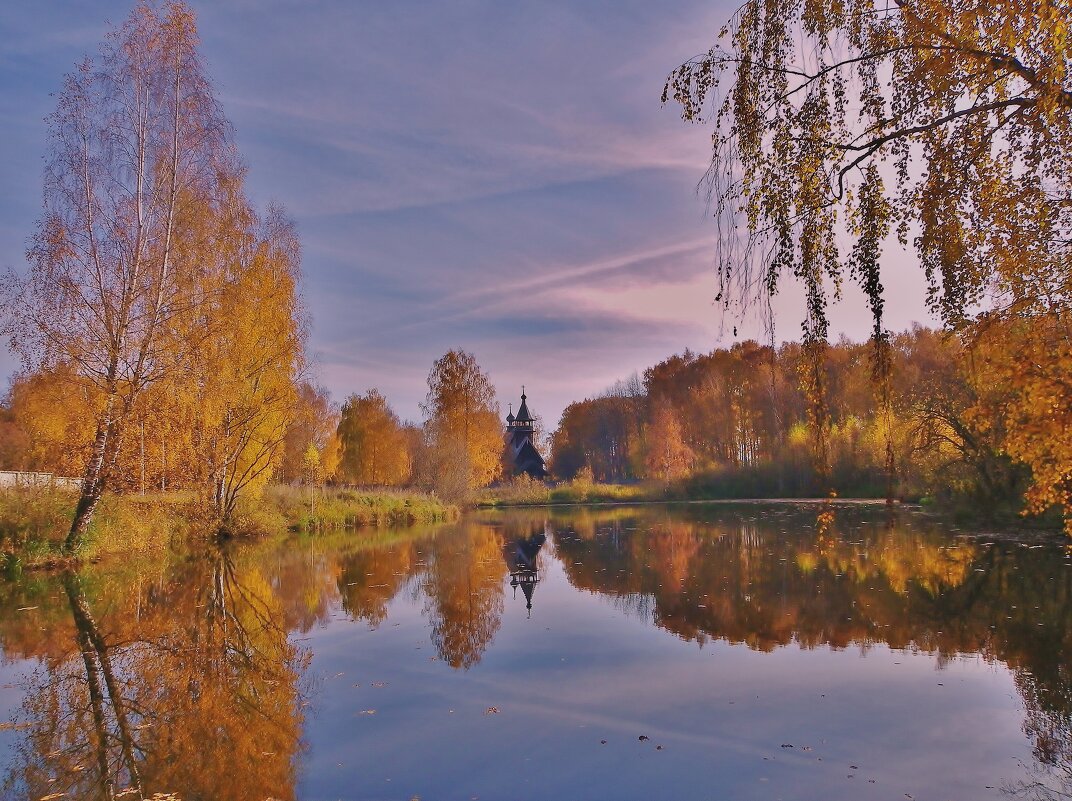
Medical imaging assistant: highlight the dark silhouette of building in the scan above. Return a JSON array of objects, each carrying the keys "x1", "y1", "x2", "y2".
[{"x1": 505, "y1": 387, "x2": 548, "y2": 479}]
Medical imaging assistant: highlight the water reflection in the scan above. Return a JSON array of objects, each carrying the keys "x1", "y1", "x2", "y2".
[
  {"x1": 0, "y1": 506, "x2": 1070, "y2": 799},
  {"x1": 553, "y1": 507, "x2": 986, "y2": 650},
  {"x1": 503, "y1": 524, "x2": 547, "y2": 615},
  {"x1": 1, "y1": 549, "x2": 305, "y2": 800},
  {"x1": 422, "y1": 521, "x2": 505, "y2": 670}
]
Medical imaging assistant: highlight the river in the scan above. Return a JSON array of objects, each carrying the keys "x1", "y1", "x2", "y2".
[{"x1": 1, "y1": 503, "x2": 1069, "y2": 800}]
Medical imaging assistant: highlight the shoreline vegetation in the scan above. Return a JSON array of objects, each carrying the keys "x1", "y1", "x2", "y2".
[
  {"x1": 477, "y1": 475, "x2": 1064, "y2": 532},
  {"x1": 0, "y1": 485, "x2": 457, "y2": 569},
  {"x1": 2, "y1": 473, "x2": 1062, "y2": 572}
]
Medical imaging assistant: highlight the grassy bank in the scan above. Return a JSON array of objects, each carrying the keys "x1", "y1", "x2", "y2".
[
  {"x1": 257, "y1": 485, "x2": 458, "y2": 533},
  {"x1": 478, "y1": 476, "x2": 651, "y2": 507},
  {"x1": 479, "y1": 469, "x2": 895, "y2": 509},
  {"x1": 0, "y1": 486, "x2": 197, "y2": 567},
  {"x1": 0, "y1": 484, "x2": 458, "y2": 567}
]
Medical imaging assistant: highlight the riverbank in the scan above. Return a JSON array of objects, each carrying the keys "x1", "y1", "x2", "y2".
[
  {"x1": 259, "y1": 485, "x2": 458, "y2": 533},
  {"x1": 477, "y1": 477, "x2": 649, "y2": 507},
  {"x1": 477, "y1": 477, "x2": 867, "y2": 508},
  {"x1": 0, "y1": 484, "x2": 458, "y2": 568},
  {"x1": 477, "y1": 477, "x2": 1066, "y2": 533}
]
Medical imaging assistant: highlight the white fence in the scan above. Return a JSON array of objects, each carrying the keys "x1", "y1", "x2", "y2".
[{"x1": 0, "y1": 471, "x2": 82, "y2": 490}]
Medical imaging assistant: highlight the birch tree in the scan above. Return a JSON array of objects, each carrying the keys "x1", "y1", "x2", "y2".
[
  {"x1": 664, "y1": 0, "x2": 1072, "y2": 520},
  {"x1": 4, "y1": 2, "x2": 237, "y2": 550}
]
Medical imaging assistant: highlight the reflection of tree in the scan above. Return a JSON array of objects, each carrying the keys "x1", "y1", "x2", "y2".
[
  {"x1": 423, "y1": 523, "x2": 505, "y2": 668},
  {"x1": 554, "y1": 506, "x2": 987, "y2": 650},
  {"x1": 338, "y1": 541, "x2": 421, "y2": 627},
  {"x1": 551, "y1": 505, "x2": 1072, "y2": 788},
  {"x1": 3, "y1": 550, "x2": 305, "y2": 801}
]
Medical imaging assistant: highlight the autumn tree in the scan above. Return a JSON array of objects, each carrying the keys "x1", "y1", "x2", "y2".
[
  {"x1": 892, "y1": 326, "x2": 1021, "y2": 511},
  {"x1": 278, "y1": 382, "x2": 339, "y2": 484},
  {"x1": 420, "y1": 350, "x2": 502, "y2": 498},
  {"x1": 0, "y1": 399, "x2": 29, "y2": 472},
  {"x1": 551, "y1": 386, "x2": 644, "y2": 482},
  {"x1": 3, "y1": 2, "x2": 243, "y2": 549},
  {"x1": 4, "y1": 367, "x2": 96, "y2": 476},
  {"x1": 335, "y1": 389, "x2": 411, "y2": 486},
  {"x1": 645, "y1": 398, "x2": 694, "y2": 485},
  {"x1": 189, "y1": 207, "x2": 306, "y2": 521},
  {"x1": 664, "y1": 0, "x2": 1072, "y2": 521}
]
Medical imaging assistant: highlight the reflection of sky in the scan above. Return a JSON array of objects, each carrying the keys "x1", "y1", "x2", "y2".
[
  {"x1": 0, "y1": 1, "x2": 938, "y2": 424},
  {"x1": 299, "y1": 550, "x2": 1028, "y2": 801}
]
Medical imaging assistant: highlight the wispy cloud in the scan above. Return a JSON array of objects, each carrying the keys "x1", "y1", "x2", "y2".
[{"x1": 1, "y1": 0, "x2": 935, "y2": 424}]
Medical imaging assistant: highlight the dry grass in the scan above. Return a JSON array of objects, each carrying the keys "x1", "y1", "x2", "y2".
[{"x1": 259, "y1": 484, "x2": 458, "y2": 533}]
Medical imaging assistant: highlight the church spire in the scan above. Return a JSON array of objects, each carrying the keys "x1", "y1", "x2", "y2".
[{"x1": 514, "y1": 387, "x2": 533, "y2": 423}]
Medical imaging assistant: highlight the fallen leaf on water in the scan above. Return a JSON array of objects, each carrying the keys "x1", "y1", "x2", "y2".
[
  {"x1": 38, "y1": 794, "x2": 66, "y2": 801},
  {"x1": 17, "y1": 607, "x2": 38, "y2": 612},
  {"x1": 638, "y1": 735, "x2": 649, "y2": 742},
  {"x1": 357, "y1": 709, "x2": 377, "y2": 715},
  {"x1": 484, "y1": 707, "x2": 499, "y2": 715}
]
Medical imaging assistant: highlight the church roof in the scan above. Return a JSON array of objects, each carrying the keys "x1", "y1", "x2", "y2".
[
  {"x1": 513, "y1": 440, "x2": 546, "y2": 478},
  {"x1": 514, "y1": 391, "x2": 533, "y2": 423}
]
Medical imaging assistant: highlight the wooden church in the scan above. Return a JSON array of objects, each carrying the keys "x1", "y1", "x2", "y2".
[{"x1": 505, "y1": 388, "x2": 548, "y2": 479}]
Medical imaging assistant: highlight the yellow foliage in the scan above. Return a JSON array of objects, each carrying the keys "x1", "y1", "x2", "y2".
[{"x1": 336, "y1": 390, "x2": 411, "y2": 486}]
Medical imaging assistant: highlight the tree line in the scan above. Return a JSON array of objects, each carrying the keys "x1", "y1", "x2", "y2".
[
  {"x1": 329, "y1": 349, "x2": 512, "y2": 501},
  {"x1": 551, "y1": 325, "x2": 1035, "y2": 519},
  {"x1": 662, "y1": 0, "x2": 1072, "y2": 529},
  {"x1": 0, "y1": 345, "x2": 515, "y2": 506}
]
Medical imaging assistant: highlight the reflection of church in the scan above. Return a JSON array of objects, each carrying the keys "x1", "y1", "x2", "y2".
[
  {"x1": 505, "y1": 388, "x2": 548, "y2": 479},
  {"x1": 502, "y1": 527, "x2": 547, "y2": 615}
]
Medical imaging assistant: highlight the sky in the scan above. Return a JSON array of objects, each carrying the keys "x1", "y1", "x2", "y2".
[{"x1": 0, "y1": 0, "x2": 937, "y2": 427}]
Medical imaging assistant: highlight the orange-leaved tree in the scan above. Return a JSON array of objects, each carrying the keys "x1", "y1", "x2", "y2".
[
  {"x1": 665, "y1": 0, "x2": 1072, "y2": 524},
  {"x1": 4, "y1": 2, "x2": 242, "y2": 549},
  {"x1": 421, "y1": 350, "x2": 502, "y2": 498},
  {"x1": 336, "y1": 389, "x2": 412, "y2": 486}
]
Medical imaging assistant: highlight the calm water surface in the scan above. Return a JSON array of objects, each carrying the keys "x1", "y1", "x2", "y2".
[{"x1": 2, "y1": 504, "x2": 1071, "y2": 800}]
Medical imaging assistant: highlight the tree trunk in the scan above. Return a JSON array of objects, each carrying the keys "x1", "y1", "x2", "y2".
[
  {"x1": 66, "y1": 391, "x2": 119, "y2": 553},
  {"x1": 64, "y1": 571, "x2": 143, "y2": 797},
  {"x1": 71, "y1": 600, "x2": 115, "y2": 799}
]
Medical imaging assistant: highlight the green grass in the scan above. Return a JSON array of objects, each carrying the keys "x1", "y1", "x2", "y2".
[
  {"x1": 0, "y1": 483, "x2": 458, "y2": 567},
  {"x1": 0, "y1": 486, "x2": 195, "y2": 567},
  {"x1": 478, "y1": 476, "x2": 652, "y2": 507},
  {"x1": 259, "y1": 485, "x2": 458, "y2": 533}
]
